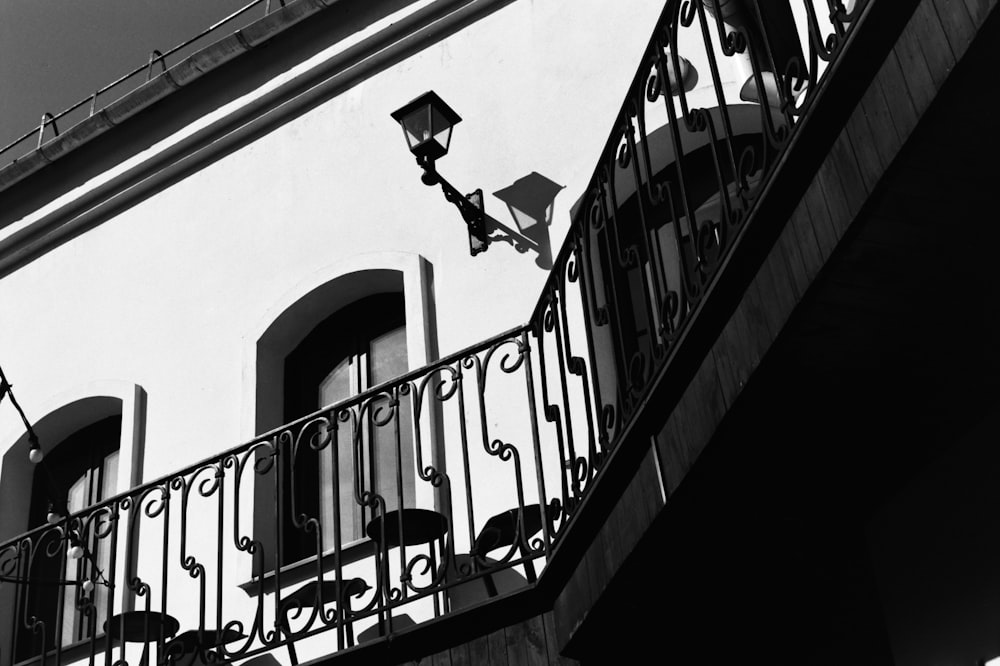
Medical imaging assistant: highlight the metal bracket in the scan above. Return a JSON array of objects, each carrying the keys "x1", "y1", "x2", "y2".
[
  {"x1": 461, "y1": 189, "x2": 488, "y2": 256},
  {"x1": 420, "y1": 159, "x2": 490, "y2": 256}
]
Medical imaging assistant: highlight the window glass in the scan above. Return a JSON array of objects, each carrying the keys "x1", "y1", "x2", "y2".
[
  {"x1": 369, "y1": 324, "x2": 413, "y2": 523},
  {"x1": 19, "y1": 416, "x2": 120, "y2": 659},
  {"x1": 319, "y1": 357, "x2": 353, "y2": 548},
  {"x1": 371, "y1": 326, "x2": 408, "y2": 385},
  {"x1": 283, "y1": 293, "x2": 413, "y2": 562}
]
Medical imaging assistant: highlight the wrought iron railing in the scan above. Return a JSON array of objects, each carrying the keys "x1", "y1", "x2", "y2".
[{"x1": 0, "y1": 1, "x2": 869, "y2": 663}]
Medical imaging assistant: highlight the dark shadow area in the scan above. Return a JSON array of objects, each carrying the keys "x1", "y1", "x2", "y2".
[
  {"x1": 490, "y1": 171, "x2": 563, "y2": 270},
  {"x1": 564, "y1": 11, "x2": 1000, "y2": 663}
]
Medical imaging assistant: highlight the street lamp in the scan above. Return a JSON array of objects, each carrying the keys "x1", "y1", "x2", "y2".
[
  {"x1": 391, "y1": 91, "x2": 489, "y2": 256},
  {"x1": 391, "y1": 90, "x2": 459, "y2": 164}
]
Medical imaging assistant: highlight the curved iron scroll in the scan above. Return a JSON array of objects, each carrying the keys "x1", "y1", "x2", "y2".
[{"x1": 0, "y1": 2, "x2": 869, "y2": 664}]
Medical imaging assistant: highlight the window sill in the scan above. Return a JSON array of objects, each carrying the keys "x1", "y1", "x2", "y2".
[{"x1": 238, "y1": 537, "x2": 375, "y2": 596}]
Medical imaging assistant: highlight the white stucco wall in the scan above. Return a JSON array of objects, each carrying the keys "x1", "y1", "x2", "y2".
[
  {"x1": 0, "y1": 0, "x2": 762, "y2": 658},
  {"x1": 0, "y1": 0, "x2": 666, "y2": 475}
]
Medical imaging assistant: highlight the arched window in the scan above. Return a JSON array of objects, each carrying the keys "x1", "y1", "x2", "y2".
[
  {"x1": 17, "y1": 416, "x2": 121, "y2": 659},
  {"x1": 0, "y1": 384, "x2": 144, "y2": 660},
  {"x1": 247, "y1": 256, "x2": 438, "y2": 576},
  {"x1": 282, "y1": 292, "x2": 414, "y2": 563}
]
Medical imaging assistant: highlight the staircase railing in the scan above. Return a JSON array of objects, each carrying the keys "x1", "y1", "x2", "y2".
[{"x1": 0, "y1": 1, "x2": 870, "y2": 664}]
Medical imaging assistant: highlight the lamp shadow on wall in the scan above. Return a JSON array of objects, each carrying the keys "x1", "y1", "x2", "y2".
[{"x1": 489, "y1": 172, "x2": 564, "y2": 270}]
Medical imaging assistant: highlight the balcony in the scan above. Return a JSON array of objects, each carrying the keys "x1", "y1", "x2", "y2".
[{"x1": 0, "y1": 1, "x2": 890, "y2": 664}]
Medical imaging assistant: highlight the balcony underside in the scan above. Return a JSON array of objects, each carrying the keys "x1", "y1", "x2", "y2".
[{"x1": 562, "y1": 7, "x2": 1000, "y2": 662}]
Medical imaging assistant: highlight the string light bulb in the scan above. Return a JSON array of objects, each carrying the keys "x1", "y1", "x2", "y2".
[
  {"x1": 1, "y1": 369, "x2": 42, "y2": 467},
  {"x1": 67, "y1": 533, "x2": 84, "y2": 560},
  {"x1": 27, "y1": 432, "x2": 43, "y2": 463},
  {"x1": 81, "y1": 579, "x2": 94, "y2": 593}
]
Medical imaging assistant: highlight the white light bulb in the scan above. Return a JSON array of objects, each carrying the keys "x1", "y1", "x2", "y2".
[
  {"x1": 68, "y1": 545, "x2": 84, "y2": 560},
  {"x1": 46, "y1": 512, "x2": 61, "y2": 525},
  {"x1": 81, "y1": 579, "x2": 94, "y2": 593},
  {"x1": 28, "y1": 448, "x2": 43, "y2": 464}
]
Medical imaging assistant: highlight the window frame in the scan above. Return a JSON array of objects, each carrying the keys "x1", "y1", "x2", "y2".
[
  {"x1": 0, "y1": 382, "x2": 147, "y2": 662},
  {"x1": 20, "y1": 416, "x2": 122, "y2": 659},
  {"x1": 243, "y1": 254, "x2": 440, "y2": 587},
  {"x1": 282, "y1": 292, "x2": 416, "y2": 562}
]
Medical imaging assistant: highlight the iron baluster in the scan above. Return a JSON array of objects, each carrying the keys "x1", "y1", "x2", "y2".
[
  {"x1": 216, "y1": 463, "x2": 225, "y2": 652},
  {"x1": 273, "y1": 433, "x2": 286, "y2": 650},
  {"x1": 571, "y1": 233, "x2": 616, "y2": 455},
  {"x1": 637, "y1": 49, "x2": 698, "y2": 338},
  {"x1": 179, "y1": 470, "x2": 211, "y2": 646},
  {"x1": 531, "y1": 304, "x2": 573, "y2": 517},
  {"x1": 520, "y1": 330, "x2": 554, "y2": 555},
  {"x1": 577, "y1": 222, "x2": 619, "y2": 451},
  {"x1": 590, "y1": 172, "x2": 636, "y2": 419},
  {"x1": 226, "y1": 442, "x2": 269, "y2": 657},
  {"x1": 600, "y1": 145, "x2": 654, "y2": 409},
  {"x1": 555, "y1": 254, "x2": 602, "y2": 486},
  {"x1": 54, "y1": 523, "x2": 68, "y2": 666},
  {"x1": 622, "y1": 97, "x2": 669, "y2": 364},
  {"x1": 453, "y1": 360, "x2": 477, "y2": 579},
  {"x1": 690, "y1": 1, "x2": 747, "y2": 211},
  {"x1": 546, "y1": 285, "x2": 585, "y2": 502},
  {"x1": 103, "y1": 504, "x2": 119, "y2": 666},
  {"x1": 162, "y1": 488, "x2": 172, "y2": 663},
  {"x1": 330, "y1": 410, "x2": 346, "y2": 651},
  {"x1": 3, "y1": 543, "x2": 23, "y2": 661}
]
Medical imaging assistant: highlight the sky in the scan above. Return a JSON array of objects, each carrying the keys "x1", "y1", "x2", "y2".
[{"x1": 0, "y1": 0, "x2": 255, "y2": 160}]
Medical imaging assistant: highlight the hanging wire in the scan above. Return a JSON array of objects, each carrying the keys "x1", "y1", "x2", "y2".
[
  {"x1": 0, "y1": 363, "x2": 62, "y2": 510},
  {"x1": 0, "y1": 364, "x2": 111, "y2": 590},
  {"x1": 0, "y1": 363, "x2": 40, "y2": 453}
]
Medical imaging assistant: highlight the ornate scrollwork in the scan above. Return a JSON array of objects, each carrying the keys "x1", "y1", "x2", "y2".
[
  {"x1": 481, "y1": 337, "x2": 527, "y2": 383},
  {"x1": 679, "y1": 0, "x2": 697, "y2": 28},
  {"x1": 486, "y1": 438, "x2": 518, "y2": 463},
  {"x1": 0, "y1": 542, "x2": 19, "y2": 579},
  {"x1": 300, "y1": 416, "x2": 332, "y2": 452},
  {"x1": 0, "y1": 2, "x2": 868, "y2": 658},
  {"x1": 627, "y1": 350, "x2": 649, "y2": 394},
  {"x1": 660, "y1": 289, "x2": 682, "y2": 337},
  {"x1": 366, "y1": 391, "x2": 399, "y2": 428},
  {"x1": 566, "y1": 250, "x2": 580, "y2": 284},
  {"x1": 587, "y1": 190, "x2": 606, "y2": 232},
  {"x1": 40, "y1": 524, "x2": 67, "y2": 559},
  {"x1": 616, "y1": 138, "x2": 631, "y2": 169}
]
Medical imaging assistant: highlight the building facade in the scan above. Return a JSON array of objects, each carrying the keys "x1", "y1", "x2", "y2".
[{"x1": 0, "y1": 0, "x2": 998, "y2": 664}]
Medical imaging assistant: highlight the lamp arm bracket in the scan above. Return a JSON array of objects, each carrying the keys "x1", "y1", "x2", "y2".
[
  {"x1": 486, "y1": 217, "x2": 541, "y2": 255},
  {"x1": 419, "y1": 159, "x2": 489, "y2": 256}
]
